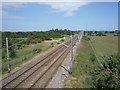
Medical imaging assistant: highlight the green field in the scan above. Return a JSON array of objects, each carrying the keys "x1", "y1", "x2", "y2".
[
  {"x1": 64, "y1": 35, "x2": 118, "y2": 88},
  {"x1": 90, "y1": 36, "x2": 118, "y2": 60}
]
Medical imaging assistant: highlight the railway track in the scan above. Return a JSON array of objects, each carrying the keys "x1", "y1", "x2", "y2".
[{"x1": 1, "y1": 34, "x2": 81, "y2": 89}]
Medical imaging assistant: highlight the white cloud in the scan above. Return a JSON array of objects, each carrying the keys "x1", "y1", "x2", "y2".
[
  {"x1": 43, "y1": 2, "x2": 89, "y2": 16},
  {"x1": 0, "y1": 10, "x2": 23, "y2": 19},
  {"x1": 1, "y1": 1, "x2": 89, "y2": 17},
  {"x1": 1, "y1": 3, "x2": 25, "y2": 19},
  {"x1": 1, "y1": 0, "x2": 119, "y2": 17},
  {"x1": 2, "y1": 2, "x2": 27, "y2": 8}
]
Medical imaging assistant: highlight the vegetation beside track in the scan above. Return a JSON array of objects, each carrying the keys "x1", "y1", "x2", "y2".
[
  {"x1": 64, "y1": 34, "x2": 119, "y2": 88},
  {"x1": 64, "y1": 36, "x2": 97, "y2": 88}
]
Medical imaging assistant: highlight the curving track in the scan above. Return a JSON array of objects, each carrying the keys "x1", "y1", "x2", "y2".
[{"x1": 1, "y1": 33, "x2": 81, "y2": 89}]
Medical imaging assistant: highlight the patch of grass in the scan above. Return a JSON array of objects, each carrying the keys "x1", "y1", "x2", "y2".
[
  {"x1": 64, "y1": 38, "x2": 99, "y2": 88},
  {"x1": 90, "y1": 36, "x2": 118, "y2": 60}
]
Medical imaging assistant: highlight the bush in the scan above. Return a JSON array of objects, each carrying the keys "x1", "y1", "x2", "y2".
[
  {"x1": 38, "y1": 40, "x2": 42, "y2": 43},
  {"x1": 2, "y1": 48, "x2": 6, "y2": 59},
  {"x1": 91, "y1": 55, "x2": 120, "y2": 88},
  {"x1": 33, "y1": 48, "x2": 42, "y2": 54},
  {"x1": 46, "y1": 38, "x2": 52, "y2": 40},
  {"x1": 83, "y1": 36, "x2": 90, "y2": 41},
  {"x1": 31, "y1": 40, "x2": 37, "y2": 44},
  {"x1": 60, "y1": 39, "x2": 64, "y2": 42},
  {"x1": 89, "y1": 54, "x2": 96, "y2": 62},
  {"x1": 50, "y1": 43, "x2": 54, "y2": 47},
  {"x1": 57, "y1": 42, "x2": 60, "y2": 44},
  {"x1": 9, "y1": 47, "x2": 16, "y2": 58}
]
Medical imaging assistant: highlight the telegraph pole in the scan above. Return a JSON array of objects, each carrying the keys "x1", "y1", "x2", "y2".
[
  {"x1": 71, "y1": 35, "x2": 73, "y2": 62},
  {"x1": 6, "y1": 37, "x2": 11, "y2": 73},
  {"x1": 70, "y1": 31, "x2": 73, "y2": 74},
  {"x1": 5, "y1": 37, "x2": 28, "y2": 73}
]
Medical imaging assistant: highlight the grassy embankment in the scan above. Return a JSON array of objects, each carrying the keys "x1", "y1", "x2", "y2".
[{"x1": 64, "y1": 35, "x2": 118, "y2": 88}]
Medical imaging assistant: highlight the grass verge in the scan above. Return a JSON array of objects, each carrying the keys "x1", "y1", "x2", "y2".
[
  {"x1": 64, "y1": 35, "x2": 118, "y2": 88},
  {"x1": 64, "y1": 37, "x2": 99, "y2": 88}
]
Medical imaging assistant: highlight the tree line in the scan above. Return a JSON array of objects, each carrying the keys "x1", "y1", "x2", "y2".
[
  {"x1": 2, "y1": 29, "x2": 78, "y2": 47},
  {"x1": 2, "y1": 29, "x2": 79, "y2": 59},
  {"x1": 84, "y1": 31, "x2": 119, "y2": 36}
]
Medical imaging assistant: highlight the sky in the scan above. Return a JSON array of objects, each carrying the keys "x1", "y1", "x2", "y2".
[{"x1": 1, "y1": 1, "x2": 119, "y2": 32}]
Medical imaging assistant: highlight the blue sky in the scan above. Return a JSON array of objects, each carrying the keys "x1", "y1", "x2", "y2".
[{"x1": 1, "y1": 2, "x2": 118, "y2": 31}]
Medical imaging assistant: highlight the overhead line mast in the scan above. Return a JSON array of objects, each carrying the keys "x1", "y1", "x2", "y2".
[
  {"x1": 6, "y1": 37, "x2": 10, "y2": 73},
  {"x1": 6, "y1": 37, "x2": 28, "y2": 73}
]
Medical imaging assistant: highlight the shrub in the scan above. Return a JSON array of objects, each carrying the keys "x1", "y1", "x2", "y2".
[
  {"x1": 83, "y1": 36, "x2": 90, "y2": 41},
  {"x1": 38, "y1": 40, "x2": 42, "y2": 43},
  {"x1": 2, "y1": 48, "x2": 6, "y2": 59},
  {"x1": 33, "y1": 48, "x2": 42, "y2": 54},
  {"x1": 89, "y1": 54, "x2": 96, "y2": 62},
  {"x1": 57, "y1": 42, "x2": 60, "y2": 44},
  {"x1": 60, "y1": 39, "x2": 64, "y2": 42},
  {"x1": 50, "y1": 43, "x2": 54, "y2": 47},
  {"x1": 91, "y1": 55, "x2": 120, "y2": 88}
]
